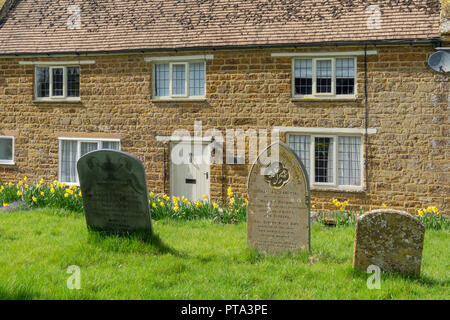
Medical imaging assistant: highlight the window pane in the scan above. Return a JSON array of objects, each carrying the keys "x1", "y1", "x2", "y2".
[
  {"x1": 52, "y1": 68, "x2": 64, "y2": 96},
  {"x1": 189, "y1": 62, "x2": 205, "y2": 96},
  {"x1": 67, "y1": 67, "x2": 80, "y2": 97},
  {"x1": 60, "y1": 140, "x2": 78, "y2": 183},
  {"x1": 338, "y1": 136, "x2": 361, "y2": 186},
  {"x1": 288, "y1": 135, "x2": 310, "y2": 178},
  {"x1": 155, "y1": 64, "x2": 169, "y2": 96},
  {"x1": 314, "y1": 137, "x2": 333, "y2": 183},
  {"x1": 294, "y1": 59, "x2": 312, "y2": 95},
  {"x1": 336, "y1": 58, "x2": 355, "y2": 95},
  {"x1": 316, "y1": 60, "x2": 332, "y2": 93},
  {"x1": 0, "y1": 138, "x2": 13, "y2": 161},
  {"x1": 36, "y1": 67, "x2": 49, "y2": 98},
  {"x1": 172, "y1": 64, "x2": 186, "y2": 95},
  {"x1": 102, "y1": 141, "x2": 120, "y2": 150},
  {"x1": 80, "y1": 142, "x2": 98, "y2": 156}
]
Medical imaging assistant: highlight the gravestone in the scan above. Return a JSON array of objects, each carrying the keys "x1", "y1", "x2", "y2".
[
  {"x1": 77, "y1": 150, "x2": 153, "y2": 235},
  {"x1": 353, "y1": 209, "x2": 425, "y2": 275},
  {"x1": 247, "y1": 142, "x2": 310, "y2": 254}
]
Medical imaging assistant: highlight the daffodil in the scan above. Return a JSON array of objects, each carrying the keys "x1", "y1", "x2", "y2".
[
  {"x1": 16, "y1": 191, "x2": 23, "y2": 196},
  {"x1": 152, "y1": 202, "x2": 156, "y2": 208},
  {"x1": 40, "y1": 192, "x2": 45, "y2": 196},
  {"x1": 159, "y1": 202, "x2": 165, "y2": 207},
  {"x1": 312, "y1": 204, "x2": 316, "y2": 209},
  {"x1": 213, "y1": 202, "x2": 218, "y2": 209},
  {"x1": 23, "y1": 176, "x2": 27, "y2": 181},
  {"x1": 18, "y1": 181, "x2": 23, "y2": 186},
  {"x1": 230, "y1": 197, "x2": 235, "y2": 206},
  {"x1": 382, "y1": 203, "x2": 387, "y2": 208},
  {"x1": 78, "y1": 191, "x2": 82, "y2": 197},
  {"x1": 64, "y1": 193, "x2": 69, "y2": 198},
  {"x1": 50, "y1": 188, "x2": 55, "y2": 193},
  {"x1": 150, "y1": 192, "x2": 154, "y2": 197},
  {"x1": 203, "y1": 194, "x2": 208, "y2": 200},
  {"x1": 3, "y1": 203, "x2": 8, "y2": 207},
  {"x1": 418, "y1": 209, "x2": 424, "y2": 216},
  {"x1": 227, "y1": 187, "x2": 233, "y2": 197},
  {"x1": 174, "y1": 205, "x2": 179, "y2": 212},
  {"x1": 32, "y1": 197, "x2": 37, "y2": 203}
]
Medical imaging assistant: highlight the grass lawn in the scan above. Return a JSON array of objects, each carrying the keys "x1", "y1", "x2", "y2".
[{"x1": 0, "y1": 208, "x2": 448, "y2": 300}]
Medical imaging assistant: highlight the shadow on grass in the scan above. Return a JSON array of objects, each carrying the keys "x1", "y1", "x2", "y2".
[
  {"x1": 349, "y1": 267, "x2": 449, "y2": 287},
  {"x1": 87, "y1": 229, "x2": 182, "y2": 257}
]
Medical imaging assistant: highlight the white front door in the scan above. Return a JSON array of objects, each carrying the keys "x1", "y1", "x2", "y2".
[{"x1": 170, "y1": 141, "x2": 210, "y2": 201}]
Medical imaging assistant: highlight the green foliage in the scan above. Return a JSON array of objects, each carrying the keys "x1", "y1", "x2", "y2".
[
  {"x1": 148, "y1": 189, "x2": 247, "y2": 224},
  {"x1": 0, "y1": 178, "x2": 83, "y2": 213},
  {"x1": 0, "y1": 209, "x2": 448, "y2": 300}
]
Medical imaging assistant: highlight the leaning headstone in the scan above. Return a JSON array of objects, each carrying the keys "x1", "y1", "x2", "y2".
[
  {"x1": 77, "y1": 150, "x2": 152, "y2": 235},
  {"x1": 247, "y1": 142, "x2": 310, "y2": 254},
  {"x1": 353, "y1": 209, "x2": 425, "y2": 275}
]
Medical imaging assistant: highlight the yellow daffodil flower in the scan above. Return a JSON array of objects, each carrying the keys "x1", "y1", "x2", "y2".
[
  {"x1": 40, "y1": 192, "x2": 45, "y2": 196},
  {"x1": 32, "y1": 197, "x2": 37, "y2": 202},
  {"x1": 64, "y1": 193, "x2": 69, "y2": 198},
  {"x1": 50, "y1": 188, "x2": 55, "y2": 193},
  {"x1": 213, "y1": 202, "x2": 218, "y2": 209},
  {"x1": 227, "y1": 187, "x2": 233, "y2": 197},
  {"x1": 3, "y1": 203, "x2": 8, "y2": 207}
]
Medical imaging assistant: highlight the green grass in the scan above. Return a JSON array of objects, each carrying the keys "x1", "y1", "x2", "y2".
[{"x1": 0, "y1": 209, "x2": 448, "y2": 300}]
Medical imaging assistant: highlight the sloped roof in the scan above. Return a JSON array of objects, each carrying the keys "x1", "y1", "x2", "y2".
[{"x1": 0, "y1": 0, "x2": 442, "y2": 55}]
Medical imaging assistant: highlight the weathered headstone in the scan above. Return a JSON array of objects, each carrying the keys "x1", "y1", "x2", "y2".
[
  {"x1": 353, "y1": 209, "x2": 425, "y2": 275},
  {"x1": 247, "y1": 142, "x2": 310, "y2": 254},
  {"x1": 77, "y1": 150, "x2": 152, "y2": 235}
]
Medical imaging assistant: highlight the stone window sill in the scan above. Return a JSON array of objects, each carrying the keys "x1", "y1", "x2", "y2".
[
  {"x1": 291, "y1": 97, "x2": 362, "y2": 102},
  {"x1": 0, "y1": 161, "x2": 15, "y2": 166},
  {"x1": 311, "y1": 186, "x2": 365, "y2": 193},
  {"x1": 33, "y1": 98, "x2": 82, "y2": 104},
  {"x1": 151, "y1": 98, "x2": 207, "y2": 103}
]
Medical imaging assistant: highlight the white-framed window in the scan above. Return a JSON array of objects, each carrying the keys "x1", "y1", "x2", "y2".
[
  {"x1": 0, "y1": 136, "x2": 14, "y2": 165},
  {"x1": 292, "y1": 57, "x2": 356, "y2": 98},
  {"x1": 58, "y1": 138, "x2": 120, "y2": 185},
  {"x1": 153, "y1": 61, "x2": 206, "y2": 99},
  {"x1": 35, "y1": 65, "x2": 80, "y2": 101},
  {"x1": 288, "y1": 133, "x2": 363, "y2": 190}
]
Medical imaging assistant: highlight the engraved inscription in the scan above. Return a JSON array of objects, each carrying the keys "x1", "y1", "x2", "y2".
[{"x1": 247, "y1": 143, "x2": 310, "y2": 254}]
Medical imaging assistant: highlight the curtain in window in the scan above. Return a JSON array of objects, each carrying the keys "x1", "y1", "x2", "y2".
[
  {"x1": 172, "y1": 64, "x2": 186, "y2": 95},
  {"x1": 336, "y1": 58, "x2": 355, "y2": 95},
  {"x1": 102, "y1": 141, "x2": 120, "y2": 150},
  {"x1": 288, "y1": 135, "x2": 310, "y2": 178},
  {"x1": 155, "y1": 64, "x2": 169, "y2": 96},
  {"x1": 80, "y1": 142, "x2": 98, "y2": 156},
  {"x1": 316, "y1": 60, "x2": 332, "y2": 93},
  {"x1": 60, "y1": 140, "x2": 78, "y2": 183},
  {"x1": 189, "y1": 62, "x2": 205, "y2": 96},
  {"x1": 314, "y1": 137, "x2": 333, "y2": 183},
  {"x1": 52, "y1": 68, "x2": 64, "y2": 96},
  {"x1": 294, "y1": 59, "x2": 312, "y2": 95},
  {"x1": 67, "y1": 67, "x2": 80, "y2": 97},
  {"x1": 0, "y1": 138, "x2": 13, "y2": 161},
  {"x1": 338, "y1": 136, "x2": 361, "y2": 185},
  {"x1": 36, "y1": 67, "x2": 49, "y2": 98}
]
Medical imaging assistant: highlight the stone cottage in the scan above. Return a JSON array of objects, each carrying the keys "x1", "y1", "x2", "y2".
[{"x1": 0, "y1": 0, "x2": 448, "y2": 213}]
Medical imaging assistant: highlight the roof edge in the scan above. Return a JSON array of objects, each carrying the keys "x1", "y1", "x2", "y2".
[
  {"x1": 0, "y1": 37, "x2": 441, "y2": 58},
  {"x1": 0, "y1": 0, "x2": 20, "y2": 27}
]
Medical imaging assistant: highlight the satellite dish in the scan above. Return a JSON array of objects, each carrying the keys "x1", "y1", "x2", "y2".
[{"x1": 428, "y1": 50, "x2": 450, "y2": 73}]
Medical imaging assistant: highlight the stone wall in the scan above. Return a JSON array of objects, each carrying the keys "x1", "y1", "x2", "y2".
[{"x1": 0, "y1": 44, "x2": 448, "y2": 213}]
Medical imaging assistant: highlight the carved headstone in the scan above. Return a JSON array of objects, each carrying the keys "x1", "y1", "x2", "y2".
[
  {"x1": 247, "y1": 142, "x2": 310, "y2": 254},
  {"x1": 353, "y1": 209, "x2": 425, "y2": 275},
  {"x1": 77, "y1": 150, "x2": 152, "y2": 235}
]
